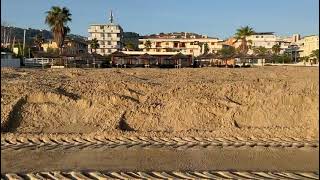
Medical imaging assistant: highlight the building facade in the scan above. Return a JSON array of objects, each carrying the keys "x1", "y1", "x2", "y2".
[
  {"x1": 297, "y1": 35, "x2": 319, "y2": 57},
  {"x1": 41, "y1": 38, "x2": 87, "y2": 55},
  {"x1": 88, "y1": 11, "x2": 123, "y2": 55},
  {"x1": 226, "y1": 32, "x2": 291, "y2": 54},
  {"x1": 138, "y1": 36, "x2": 224, "y2": 57}
]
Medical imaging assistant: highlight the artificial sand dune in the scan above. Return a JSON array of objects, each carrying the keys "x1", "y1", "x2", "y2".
[{"x1": 1, "y1": 66, "x2": 318, "y2": 139}]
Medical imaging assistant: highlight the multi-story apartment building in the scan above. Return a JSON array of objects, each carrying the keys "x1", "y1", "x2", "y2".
[
  {"x1": 88, "y1": 11, "x2": 123, "y2": 55},
  {"x1": 225, "y1": 32, "x2": 293, "y2": 54},
  {"x1": 297, "y1": 35, "x2": 319, "y2": 57},
  {"x1": 138, "y1": 33, "x2": 224, "y2": 57}
]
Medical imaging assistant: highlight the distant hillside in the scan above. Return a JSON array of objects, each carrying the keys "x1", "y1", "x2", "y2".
[
  {"x1": 1, "y1": 26, "x2": 87, "y2": 46},
  {"x1": 141, "y1": 32, "x2": 217, "y2": 39},
  {"x1": 123, "y1": 32, "x2": 140, "y2": 49}
]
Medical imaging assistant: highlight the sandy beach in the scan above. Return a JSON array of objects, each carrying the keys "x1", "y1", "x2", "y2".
[{"x1": 1, "y1": 66, "x2": 318, "y2": 139}]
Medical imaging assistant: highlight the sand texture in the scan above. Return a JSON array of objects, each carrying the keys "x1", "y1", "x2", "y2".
[{"x1": 1, "y1": 67, "x2": 318, "y2": 139}]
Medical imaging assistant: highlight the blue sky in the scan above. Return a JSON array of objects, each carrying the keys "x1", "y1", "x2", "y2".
[{"x1": 1, "y1": 0, "x2": 319, "y2": 39}]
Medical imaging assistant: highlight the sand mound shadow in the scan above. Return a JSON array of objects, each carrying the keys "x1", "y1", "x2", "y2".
[
  {"x1": 116, "y1": 112, "x2": 135, "y2": 131},
  {"x1": 1, "y1": 97, "x2": 27, "y2": 133},
  {"x1": 55, "y1": 87, "x2": 81, "y2": 100}
]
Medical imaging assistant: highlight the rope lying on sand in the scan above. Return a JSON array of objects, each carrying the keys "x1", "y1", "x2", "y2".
[
  {"x1": 2, "y1": 171, "x2": 319, "y2": 179},
  {"x1": 2, "y1": 136, "x2": 318, "y2": 151}
]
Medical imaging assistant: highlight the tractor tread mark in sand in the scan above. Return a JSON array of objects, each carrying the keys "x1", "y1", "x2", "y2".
[
  {"x1": 1, "y1": 136, "x2": 318, "y2": 151},
  {"x1": 2, "y1": 171, "x2": 319, "y2": 180}
]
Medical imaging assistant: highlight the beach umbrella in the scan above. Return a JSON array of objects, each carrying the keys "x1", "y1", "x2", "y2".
[
  {"x1": 136, "y1": 53, "x2": 156, "y2": 64},
  {"x1": 137, "y1": 53, "x2": 155, "y2": 60},
  {"x1": 169, "y1": 52, "x2": 189, "y2": 60},
  {"x1": 110, "y1": 51, "x2": 128, "y2": 58}
]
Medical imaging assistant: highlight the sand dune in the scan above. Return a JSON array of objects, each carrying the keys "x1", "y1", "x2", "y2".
[{"x1": 1, "y1": 67, "x2": 318, "y2": 138}]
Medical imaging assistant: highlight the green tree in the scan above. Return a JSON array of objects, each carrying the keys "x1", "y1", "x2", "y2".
[
  {"x1": 253, "y1": 46, "x2": 269, "y2": 56},
  {"x1": 217, "y1": 46, "x2": 236, "y2": 67},
  {"x1": 273, "y1": 54, "x2": 291, "y2": 64},
  {"x1": 89, "y1": 38, "x2": 100, "y2": 68},
  {"x1": 90, "y1": 38, "x2": 100, "y2": 53},
  {"x1": 45, "y1": 6, "x2": 72, "y2": 55},
  {"x1": 299, "y1": 56, "x2": 309, "y2": 64},
  {"x1": 234, "y1": 26, "x2": 255, "y2": 55},
  {"x1": 144, "y1": 40, "x2": 152, "y2": 51},
  {"x1": 309, "y1": 49, "x2": 319, "y2": 64},
  {"x1": 34, "y1": 34, "x2": 45, "y2": 51},
  {"x1": 125, "y1": 42, "x2": 135, "y2": 51},
  {"x1": 196, "y1": 42, "x2": 204, "y2": 54},
  {"x1": 203, "y1": 43, "x2": 209, "y2": 54},
  {"x1": 272, "y1": 44, "x2": 281, "y2": 55}
]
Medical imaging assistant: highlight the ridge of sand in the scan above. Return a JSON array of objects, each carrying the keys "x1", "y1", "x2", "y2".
[{"x1": 1, "y1": 67, "x2": 318, "y2": 139}]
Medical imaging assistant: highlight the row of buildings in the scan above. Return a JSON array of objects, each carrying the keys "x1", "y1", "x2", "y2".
[{"x1": 40, "y1": 11, "x2": 318, "y2": 61}]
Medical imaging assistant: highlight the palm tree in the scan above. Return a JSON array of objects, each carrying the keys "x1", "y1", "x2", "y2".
[
  {"x1": 34, "y1": 34, "x2": 45, "y2": 51},
  {"x1": 234, "y1": 26, "x2": 255, "y2": 55},
  {"x1": 203, "y1": 43, "x2": 209, "y2": 54},
  {"x1": 196, "y1": 42, "x2": 204, "y2": 54},
  {"x1": 89, "y1": 38, "x2": 99, "y2": 68},
  {"x1": 90, "y1": 38, "x2": 100, "y2": 53},
  {"x1": 144, "y1": 40, "x2": 152, "y2": 51},
  {"x1": 272, "y1": 44, "x2": 281, "y2": 55},
  {"x1": 45, "y1": 6, "x2": 72, "y2": 55}
]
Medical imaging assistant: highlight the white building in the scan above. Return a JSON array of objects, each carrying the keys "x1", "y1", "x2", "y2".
[
  {"x1": 88, "y1": 11, "x2": 123, "y2": 55},
  {"x1": 138, "y1": 35, "x2": 224, "y2": 57}
]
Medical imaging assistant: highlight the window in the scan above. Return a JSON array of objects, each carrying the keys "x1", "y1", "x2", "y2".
[
  {"x1": 101, "y1": 49, "x2": 104, "y2": 53},
  {"x1": 180, "y1": 43, "x2": 185, "y2": 47},
  {"x1": 256, "y1": 36, "x2": 259, "y2": 38},
  {"x1": 108, "y1": 49, "x2": 112, "y2": 53},
  {"x1": 117, "y1": 34, "x2": 120, "y2": 37},
  {"x1": 190, "y1": 49, "x2": 193, "y2": 53},
  {"x1": 108, "y1": 41, "x2": 111, "y2": 45},
  {"x1": 100, "y1": 41, "x2": 104, "y2": 45},
  {"x1": 211, "y1": 42, "x2": 215, "y2": 45},
  {"x1": 108, "y1": 33, "x2": 111, "y2": 37},
  {"x1": 101, "y1": 33, "x2": 104, "y2": 37},
  {"x1": 100, "y1": 26, "x2": 104, "y2": 29},
  {"x1": 190, "y1": 42, "x2": 194, "y2": 45},
  {"x1": 166, "y1": 42, "x2": 169, "y2": 45}
]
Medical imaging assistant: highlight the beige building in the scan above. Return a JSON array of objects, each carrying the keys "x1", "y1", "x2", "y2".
[
  {"x1": 138, "y1": 37, "x2": 224, "y2": 57},
  {"x1": 297, "y1": 35, "x2": 319, "y2": 57},
  {"x1": 88, "y1": 11, "x2": 123, "y2": 55},
  {"x1": 228, "y1": 32, "x2": 291, "y2": 54},
  {"x1": 41, "y1": 38, "x2": 87, "y2": 55}
]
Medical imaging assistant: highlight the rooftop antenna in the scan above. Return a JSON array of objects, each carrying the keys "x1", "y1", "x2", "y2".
[{"x1": 109, "y1": 10, "x2": 114, "y2": 23}]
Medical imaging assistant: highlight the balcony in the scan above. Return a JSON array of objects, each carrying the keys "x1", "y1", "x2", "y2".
[
  {"x1": 88, "y1": 29, "x2": 105, "y2": 33},
  {"x1": 106, "y1": 29, "x2": 121, "y2": 33},
  {"x1": 103, "y1": 37, "x2": 121, "y2": 41},
  {"x1": 104, "y1": 45, "x2": 121, "y2": 49}
]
